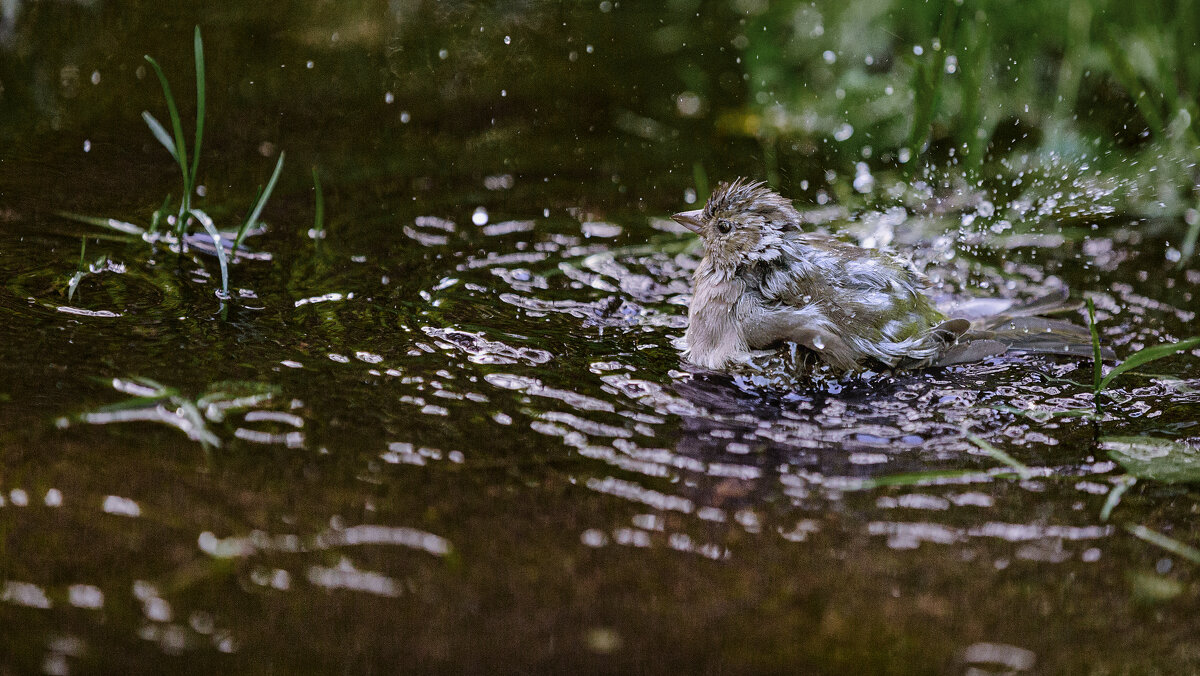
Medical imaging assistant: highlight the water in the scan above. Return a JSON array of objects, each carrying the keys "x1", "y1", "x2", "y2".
[{"x1": 2, "y1": 2, "x2": 1200, "y2": 673}]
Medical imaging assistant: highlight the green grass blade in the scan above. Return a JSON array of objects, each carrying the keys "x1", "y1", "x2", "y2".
[
  {"x1": 66, "y1": 270, "x2": 86, "y2": 302},
  {"x1": 148, "y1": 194, "x2": 172, "y2": 235},
  {"x1": 54, "y1": 210, "x2": 146, "y2": 236},
  {"x1": 67, "y1": 237, "x2": 87, "y2": 302},
  {"x1": 1098, "y1": 337, "x2": 1200, "y2": 392},
  {"x1": 967, "y1": 432, "x2": 1033, "y2": 480},
  {"x1": 173, "y1": 396, "x2": 222, "y2": 449},
  {"x1": 1125, "y1": 523, "x2": 1200, "y2": 564},
  {"x1": 189, "y1": 209, "x2": 229, "y2": 297},
  {"x1": 143, "y1": 54, "x2": 192, "y2": 207},
  {"x1": 1181, "y1": 212, "x2": 1200, "y2": 266},
  {"x1": 234, "y1": 151, "x2": 285, "y2": 254},
  {"x1": 111, "y1": 376, "x2": 173, "y2": 398},
  {"x1": 312, "y1": 165, "x2": 325, "y2": 235},
  {"x1": 190, "y1": 26, "x2": 205, "y2": 188},
  {"x1": 855, "y1": 468, "x2": 999, "y2": 490},
  {"x1": 142, "y1": 112, "x2": 179, "y2": 162},
  {"x1": 1102, "y1": 35, "x2": 1166, "y2": 141},
  {"x1": 906, "y1": 0, "x2": 960, "y2": 157},
  {"x1": 231, "y1": 186, "x2": 262, "y2": 257},
  {"x1": 1099, "y1": 476, "x2": 1135, "y2": 522},
  {"x1": 1086, "y1": 297, "x2": 1103, "y2": 393}
]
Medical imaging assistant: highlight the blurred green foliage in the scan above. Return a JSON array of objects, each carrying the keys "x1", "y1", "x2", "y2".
[
  {"x1": 1, "y1": 0, "x2": 1197, "y2": 236},
  {"x1": 733, "y1": 0, "x2": 1200, "y2": 217}
]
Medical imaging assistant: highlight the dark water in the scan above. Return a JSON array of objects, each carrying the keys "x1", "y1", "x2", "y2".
[{"x1": 2, "y1": 2, "x2": 1200, "y2": 673}]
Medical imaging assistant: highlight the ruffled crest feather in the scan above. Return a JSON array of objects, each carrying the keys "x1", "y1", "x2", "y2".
[{"x1": 702, "y1": 178, "x2": 793, "y2": 223}]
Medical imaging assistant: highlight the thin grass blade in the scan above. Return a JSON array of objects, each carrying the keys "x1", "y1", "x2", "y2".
[
  {"x1": 1098, "y1": 337, "x2": 1200, "y2": 392},
  {"x1": 312, "y1": 165, "x2": 325, "y2": 235},
  {"x1": 142, "y1": 55, "x2": 189, "y2": 184},
  {"x1": 143, "y1": 54, "x2": 192, "y2": 208},
  {"x1": 142, "y1": 112, "x2": 179, "y2": 162},
  {"x1": 54, "y1": 210, "x2": 146, "y2": 236},
  {"x1": 174, "y1": 396, "x2": 221, "y2": 449},
  {"x1": 1099, "y1": 476, "x2": 1135, "y2": 522},
  {"x1": 967, "y1": 432, "x2": 1033, "y2": 480},
  {"x1": 189, "y1": 209, "x2": 229, "y2": 296},
  {"x1": 231, "y1": 186, "x2": 263, "y2": 258},
  {"x1": 148, "y1": 194, "x2": 173, "y2": 234},
  {"x1": 1181, "y1": 212, "x2": 1200, "y2": 266},
  {"x1": 855, "y1": 468, "x2": 998, "y2": 490},
  {"x1": 66, "y1": 271, "x2": 85, "y2": 302},
  {"x1": 84, "y1": 395, "x2": 175, "y2": 415},
  {"x1": 990, "y1": 404, "x2": 1099, "y2": 421},
  {"x1": 1125, "y1": 523, "x2": 1200, "y2": 564},
  {"x1": 190, "y1": 26, "x2": 205, "y2": 186},
  {"x1": 66, "y1": 238, "x2": 88, "y2": 301},
  {"x1": 1086, "y1": 297, "x2": 1102, "y2": 393},
  {"x1": 234, "y1": 151, "x2": 285, "y2": 254},
  {"x1": 115, "y1": 376, "x2": 173, "y2": 397}
]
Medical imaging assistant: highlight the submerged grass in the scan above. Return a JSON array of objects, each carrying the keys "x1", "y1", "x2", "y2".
[
  {"x1": 1125, "y1": 524, "x2": 1200, "y2": 565},
  {"x1": 1099, "y1": 475, "x2": 1136, "y2": 522},
  {"x1": 966, "y1": 432, "x2": 1033, "y2": 480},
  {"x1": 56, "y1": 377, "x2": 279, "y2": 451}
]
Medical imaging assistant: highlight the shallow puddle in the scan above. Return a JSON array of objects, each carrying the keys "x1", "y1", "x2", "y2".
[{"x1": 2, "y1": 2, "x2": 1199, "y2": 673}]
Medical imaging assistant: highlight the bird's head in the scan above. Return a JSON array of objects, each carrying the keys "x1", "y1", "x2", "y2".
[{"x1": 672, "y1": 178, "x2": 801, "y2": 269}]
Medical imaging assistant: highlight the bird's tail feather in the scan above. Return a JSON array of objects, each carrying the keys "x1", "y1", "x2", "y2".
[{"x1": 929, "y1": 288, "x2": 1115, "y2": 367}]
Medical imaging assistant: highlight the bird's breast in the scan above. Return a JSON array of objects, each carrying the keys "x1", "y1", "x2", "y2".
[{"x1": 685, "y1": 268, "x2": 751, "y2": 369}]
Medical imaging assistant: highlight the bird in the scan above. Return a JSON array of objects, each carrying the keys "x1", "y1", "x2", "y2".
[{"x1": 670, "y1": 178, "x2": 1111, "y2": 373}]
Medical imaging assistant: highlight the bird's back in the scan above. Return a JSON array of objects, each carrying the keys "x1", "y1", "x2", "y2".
[{"x1": 741, "y1": 232, "x2": 949, "y2": 368}]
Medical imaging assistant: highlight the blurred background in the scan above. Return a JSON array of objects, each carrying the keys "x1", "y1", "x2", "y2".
[{"x1": 2, "y1": 0, "x2": 1197, "y2": 236}]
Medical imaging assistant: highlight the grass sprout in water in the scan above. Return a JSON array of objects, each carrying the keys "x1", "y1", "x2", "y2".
[
  {"x1": 1086, "y1": 298, "x2": 1200, "y2": 413},
  {"x1": 1000, "y1": 300, "x2": 1200, "y2": 421},
  {"x1": 58, "y1": 26, "x2": 285, "y2": 299},
  {"x1": 56, "y1": 377, "x2": 280, "y2": 450},
  {"x1": 308, "y1": 166, "x2": 326, "y2": 243},
  {"x1": 63, "y1": 238, "x2": 112, "y2": 303}
]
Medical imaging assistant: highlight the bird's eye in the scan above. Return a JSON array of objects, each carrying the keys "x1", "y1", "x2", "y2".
[{"x1": 716, "y1": 219, "x2": 733, "y2": 234}]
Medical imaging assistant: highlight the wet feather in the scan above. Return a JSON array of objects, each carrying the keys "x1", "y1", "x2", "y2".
[{"x1": 672, "y1": 179, "x2": 1108, "y2": 373}]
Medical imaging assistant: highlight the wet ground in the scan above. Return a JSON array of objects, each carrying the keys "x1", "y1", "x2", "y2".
[{"x1": 2, "y1": 2, "x2": 1199, "y2": 673}]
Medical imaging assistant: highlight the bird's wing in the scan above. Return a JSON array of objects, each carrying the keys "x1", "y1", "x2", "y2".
[
  {"x1": 741, "y1": 304, "x2": 861, "y2": 371},
  {"x1": 745, "y1": 236, "x2": 952, "y2": 369},
  {"x1": 931, "y1": 339, "x2": 1010, "y2": 366}
]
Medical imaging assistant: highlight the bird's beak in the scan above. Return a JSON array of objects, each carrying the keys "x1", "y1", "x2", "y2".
[{"x1": 671, "y1": 209, "x2": 704, "y2": 234}]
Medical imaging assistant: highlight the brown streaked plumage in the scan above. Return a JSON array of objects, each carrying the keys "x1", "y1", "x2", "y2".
[{"x1": 672, "y1": 178, "x2": 1111, "y2": 373}]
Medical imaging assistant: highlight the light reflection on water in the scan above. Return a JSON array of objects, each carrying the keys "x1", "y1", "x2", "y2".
[{"x1": 7, "y1": 197, "x2": 1197, "y2": 669}]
